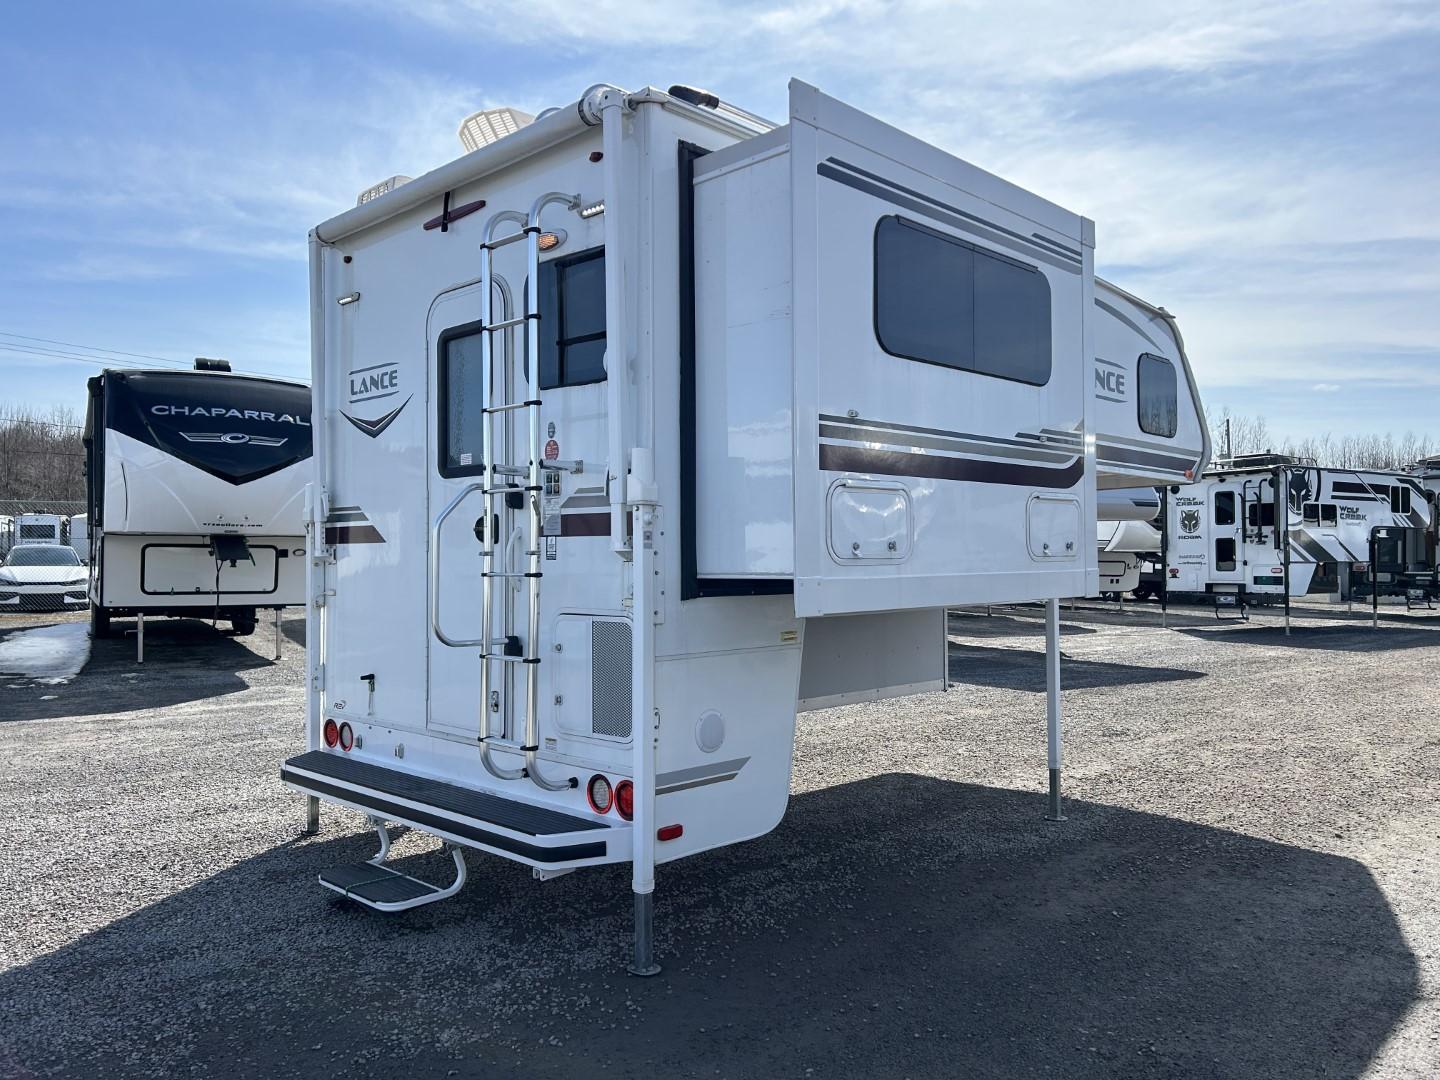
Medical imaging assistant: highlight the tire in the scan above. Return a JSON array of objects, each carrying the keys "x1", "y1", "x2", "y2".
[
  {"x1": 229, "y1": 613, "x2": 258, "y2": 637},
  {"x1": 90, "y1": 604, "x2": 111, "y2": 639},
  {"x1": 1132, "y1": 587, "x2": 1153, "y2": 602}
]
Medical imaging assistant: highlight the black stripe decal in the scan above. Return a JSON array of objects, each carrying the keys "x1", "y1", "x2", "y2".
[
  {"x1": 817, "y1": 163, "x2": 1081, "y2": 275},
  {"x1": 280, "y1": 770, "x2": 607, "y2": 864},
  {"x1": 819, "y1": 423, "x2": 1072, "y2": 463},
  {"x1": 818, "y1": 413, "x2": 1078, "y2": 453},
  {"x1": 324, "y1": 524, "x2": 385, "y2": 545},
  {"x1": 822, "y1": 158, "x2": 1083, "y2": 266},
  {"x1": 1097, "y1": 445, "x2": 1196, "y2": 471},
  {"x1": 819, "y1": 443, "x2": 1082, "y2": 488}
]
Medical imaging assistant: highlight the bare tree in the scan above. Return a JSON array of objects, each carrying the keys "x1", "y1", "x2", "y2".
[
  {"x1": 1211, "y1": 411, "x2": 1434, "y2": 470},
  {"x1": 0, "y1": 403, "x2": 85, "y2": 502}
]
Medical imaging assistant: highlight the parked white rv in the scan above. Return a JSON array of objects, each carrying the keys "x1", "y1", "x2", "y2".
[
  {"x1": 14, "y1": 512, "x2": 65, "y2": 546},
  {"x1": 287, "y1": 81, "x2": 1208, "y2": 970},
  {"x1": 68, "y1": 514, "x2": 89, "y2": 564},
  {"x1": 1163, "y1": 454, "x2": 1437, "y2": 612},
  {"x1": 83, "y1": 360, "x2": 312, "y2": 650},
  {"x1": 1096, "y1": 489, "x2": 1162, "y2": 595}
]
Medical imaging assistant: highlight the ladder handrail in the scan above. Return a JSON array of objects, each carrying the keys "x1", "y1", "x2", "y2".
[{"x1": 429, "y1": 481, "x2": 488, "y2": 648}]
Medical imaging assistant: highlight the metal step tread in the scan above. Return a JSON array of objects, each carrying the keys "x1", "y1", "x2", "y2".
[
  {"x1": 283, "y1": 750, "x2": 607, "y2": 837},
  {"x1": 319, "y1": 862, "x2": 439, "y2": 905}
]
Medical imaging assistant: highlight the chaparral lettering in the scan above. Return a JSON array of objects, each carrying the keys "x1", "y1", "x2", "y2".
[{"x1": 151, "y1": 404, "x2": 309, "y2": 425}]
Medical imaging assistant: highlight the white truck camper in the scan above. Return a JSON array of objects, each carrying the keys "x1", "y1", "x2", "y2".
[
  {"x1": 1096, "y1": 489, "x2": 1163, "y2": 596},
  {"x1": 288, "y1": 81, "x2": 1208, "y2": 972},
  {"x1": 14, "y1": 512, "x2": 65, "y2": 546},
  {"x1": 83, "y1": 360, "x2": 312, "y2": 657},
  {"x1": 1163, "y1": 454, "x2": 1438, "y2": 621}
]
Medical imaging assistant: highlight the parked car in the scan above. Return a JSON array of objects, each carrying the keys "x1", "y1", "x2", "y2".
[{"x1": 0, "y1": 544, "x2": 89, "y2": 612}]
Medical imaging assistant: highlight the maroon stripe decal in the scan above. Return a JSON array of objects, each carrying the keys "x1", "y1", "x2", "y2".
[
  {"x1": 819, "y1": 444, "x2": 1083, "y2": 489},
  {"x1": 423, "y1": 198, "x2": 487, "y2": 230},
  {"x1": 325, "y1": 525, "x2": 386, "y2": 545},
  {"x1": 560, "y1": 512, "x2": 611, "y2": 537}
]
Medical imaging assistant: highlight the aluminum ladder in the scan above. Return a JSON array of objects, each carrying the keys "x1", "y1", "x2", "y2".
[{"x1": 472, "y1": 193, "x2": 583, "y2": 792}]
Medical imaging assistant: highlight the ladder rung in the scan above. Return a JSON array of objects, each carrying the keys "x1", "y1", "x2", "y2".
[
  {"x1": 491, "y1": 464, "x2": 530, "y2": 477},
  {"x1": 484, "y1": 571, "x2": 543, "y2": 579},
  {"x1": 481, "y1": 654, "x2": 541, "y2": 664},
  {"x1": 482, "y1": 485, "x2": 540, "y2": 495},
  {"x1": 484, "y1": 313, "x2": 539, "y2": 333},
  {"x1": 483, "y1": 230, "x2": 533, "y2": 251},
  {"x1": 484, "y1": 400, "x2": 542, "y2": 414}
]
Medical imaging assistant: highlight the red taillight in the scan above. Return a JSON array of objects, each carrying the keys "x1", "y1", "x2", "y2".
[
  {"x1": 657, "y1": 824, "x2": 683, "y2": 841},
  {"x1": 338, "y1": 722, "x2": 354, "y2": 752},
  {"x1": 586, "y1": 774, "x2": 613, "y2": 814},
  {"x1": 614, "y1": 780, "x2": 634, "y2": 821},
  {"x1": 323, "y1": 718, "x2": 339, "y2": 748}
]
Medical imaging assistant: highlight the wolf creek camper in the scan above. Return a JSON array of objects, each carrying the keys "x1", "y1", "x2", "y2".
[
  {"x1": 83, "y1": 361, "x2": 312, "y2": 646},
  {"x1": 14, "y1": 512, "x2": 65, "y2": 546},
  {"x1": 1162, "y1": 454, "x2": 1437, "y2": 611},
  {"x1": 287, "y1": 80, "x2": 1208, "y2": 971}
]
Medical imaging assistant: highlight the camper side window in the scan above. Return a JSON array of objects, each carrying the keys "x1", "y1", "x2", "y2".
[
  {"x1": 1137, "y1": 353, "x2": 1178, "y2": 438},
  {"x1": 1390, "y1": 486, "x2": 1411, "y2": 514},
  {"x1": 1214, "y1": 491, "x2": 1235, "y2": 525},
  {"x1": 1321, "y1": 504, "x2": 1337, "y2": 526},
  {"x1": 538, "y1": 247, "x2": 607, "y2": 390},
  {"x1": 873, "y1": 216, "x2": 1051, "y2": 386},
  {"x1": 1247, "y1": 503, "x2": 1277, "y2": 528},
  {"x1": 1215, "y1": 537, "x2": 1237, "y2": 572},
  {"x1": 438, "y1": 324, "x2": 487, "y2": 477}
]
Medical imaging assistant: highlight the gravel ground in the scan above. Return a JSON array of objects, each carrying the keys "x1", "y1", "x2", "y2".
[{"x1": 0, "y1": 600, "x2": 1437, "y2": 1079}]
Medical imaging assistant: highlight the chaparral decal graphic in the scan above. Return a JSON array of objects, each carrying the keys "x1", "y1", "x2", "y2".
[
  {"x1": 341, "y1": 395, "x2": 411, "y2": 439},
  {"x1": 179, "y1": 431, "x2": 289, "y2": 447}
]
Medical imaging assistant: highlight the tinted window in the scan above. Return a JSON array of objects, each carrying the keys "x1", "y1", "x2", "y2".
[
  {"x1": 1390, "y1": 486, "x2": 1411, "y2": 514},
  {"x1": 1137, "y1": 353, "x2": 1178, "y2": 438},
  {"x1": 5, "y1": 545, "x2": 80, "y2": 567},
  {"x1": 1248, "y1": 503, "x2": 1276, "y2": 528},
  {"x1": 874, "y1": 216, "x2": 1051, "y2": 385},
  {"x1": 1215, "y1": 537, "x2": 1237, "y2": 572},
  {"x1": 538, "y1": 247, "x2": 607, "y2": 390},
  {"x1": 1303, "y1": 502, "x2": 1319, "y2": 523},
  {"x1": 439, "y1": 326, "x2": 486, "y2": 477},
  {"x1": 19, "y1": 523, "x2": 57, "y2": 540},
  {"x1": 1321, "y1": 504, "x2": 1337, "y2": 526},
  {"x1": 1214, "y1": 492, "x2": 1235, "y2": 526}
]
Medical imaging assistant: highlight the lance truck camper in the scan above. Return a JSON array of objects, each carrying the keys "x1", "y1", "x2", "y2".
[
  {"x1": 83, "y1": 360, "x2": 313, "y2": 654},
  {"x1": 1163, "y1": 455, "x2": 1437, "y2": 617},
  {"x1": 288, "y1": 81, "x2": 1208, "y2": 972}
]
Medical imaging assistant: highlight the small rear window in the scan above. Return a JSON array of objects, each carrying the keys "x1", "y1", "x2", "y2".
[{"x1": 1137, "y1": 353, "x2": 1178, "y2": 438}]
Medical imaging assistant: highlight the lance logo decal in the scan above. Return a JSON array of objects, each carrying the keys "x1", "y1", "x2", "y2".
[{"x1": 341, "y1": 396, "x2": 411, "y2": 439}]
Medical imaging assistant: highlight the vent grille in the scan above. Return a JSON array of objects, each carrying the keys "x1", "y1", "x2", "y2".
[{"x1": 591, "y1": 621, "x2": 632, "y2": 739}]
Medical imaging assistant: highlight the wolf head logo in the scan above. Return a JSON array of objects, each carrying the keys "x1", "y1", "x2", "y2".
[{"x1": 1180, "y1": 509, "x2": 1201, "y2": 534}]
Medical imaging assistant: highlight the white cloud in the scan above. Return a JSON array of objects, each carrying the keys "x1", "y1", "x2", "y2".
[{"x1": 1312, "y1": 383, "x2": 1342, "y2": 392}]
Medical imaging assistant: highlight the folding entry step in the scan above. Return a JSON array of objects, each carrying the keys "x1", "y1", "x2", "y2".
[{"x1": 281, "y1": 750, "x2": 627, "y2": 869}]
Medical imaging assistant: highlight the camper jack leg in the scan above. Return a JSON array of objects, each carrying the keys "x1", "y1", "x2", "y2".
[
  {"x1": 136, "y1": 611, "x2": 145, "y2": 664},
  {"x1": 303, "y1": 796, "x2": 319, "y2": 835},
  {"x1": 1044, "y1": 598, "x2": 1065, "y2": 822},
  {"x1": 630, "y1": 891, "x2": 659, "y2": 977},
  {"x1": 273, "y1": 607, "x2": 283, "y2": 660}
]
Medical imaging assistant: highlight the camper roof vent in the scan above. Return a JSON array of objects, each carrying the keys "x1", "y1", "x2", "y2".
[
  {"x1": 357, "y1": 175, "x2": 413, "y2": 207},
  {"x1": 458, "y1": 107, "x2": 535, "y2": 153},
  {"x1": 194, "y1": 357, "x2": 231, "y2": 372}
]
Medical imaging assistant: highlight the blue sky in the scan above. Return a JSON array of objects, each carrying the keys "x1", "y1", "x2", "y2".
[{"x1": 2, "y1": 1, "x2": 1437, "y2": 444}]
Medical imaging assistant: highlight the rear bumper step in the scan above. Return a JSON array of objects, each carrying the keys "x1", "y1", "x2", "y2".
[{"x1": 282, "y1": 750, "x2": 625, "y2": 867}]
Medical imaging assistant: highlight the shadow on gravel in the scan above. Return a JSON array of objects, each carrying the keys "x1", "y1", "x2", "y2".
[
  {"x1": 1, "y1": 618, "x2": 273, "y2": 722},
  {"x1": 948, "y1": 610, "x2": 1099, "y2": 637},
  {"x1": 0, "y1": 776, "x2": 1415, "y2": 1079},
  {"x1": 948, "y1": 642, "x2": 1204, "y2": 692},
  {"x1": 1177, "y1": 624, "x2": 1439, "y2": 652}
]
